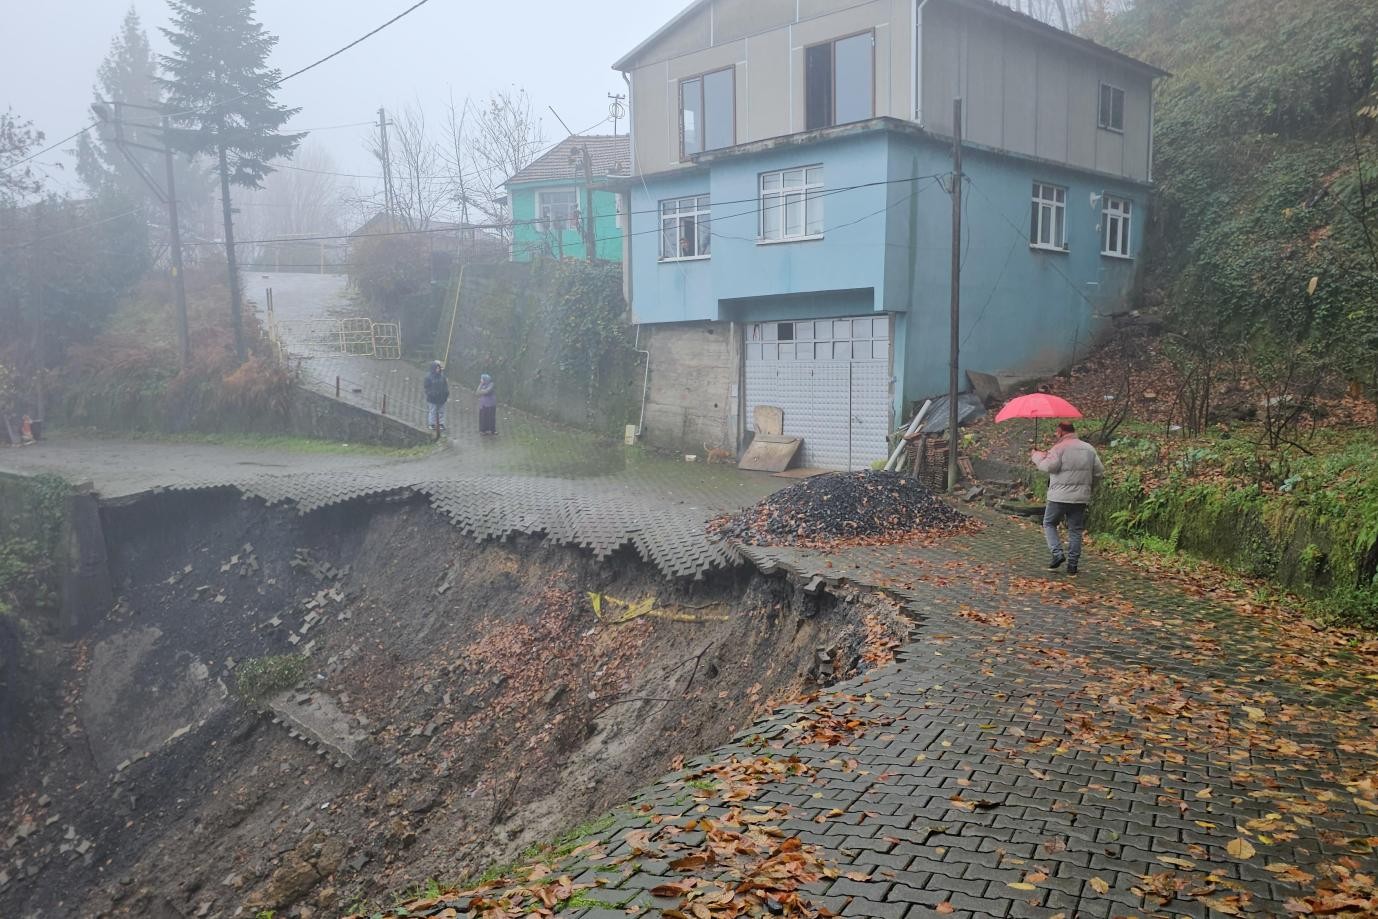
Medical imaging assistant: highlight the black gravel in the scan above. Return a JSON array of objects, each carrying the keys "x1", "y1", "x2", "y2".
[{"x1": 709, "y1": 471, "x2": 972, "y2": 547}]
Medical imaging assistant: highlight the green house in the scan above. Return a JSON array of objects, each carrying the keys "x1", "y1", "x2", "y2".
[{"x1": 505, "y1": 134, "x2": 629, "y2": 262}]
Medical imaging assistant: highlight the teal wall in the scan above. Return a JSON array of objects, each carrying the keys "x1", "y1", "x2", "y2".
[{"x1": 509, "y1": 179, "x2": 623, "y2": 262}]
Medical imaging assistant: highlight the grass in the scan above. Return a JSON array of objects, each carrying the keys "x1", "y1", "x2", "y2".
[{"x1": 233, "y1": 654, "x2": 309, "y2": 704}]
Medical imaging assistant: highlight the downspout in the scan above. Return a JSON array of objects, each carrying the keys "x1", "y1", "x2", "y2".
[
  {"x1": 623, "y1": 69, "x2": 651, "y2": 439},
  {"x1": 914, "y1": 0, "x2": 932, "y2": 124},
  {"x1": 634, "y1": 323, "x2": 651, "y2": 438}
]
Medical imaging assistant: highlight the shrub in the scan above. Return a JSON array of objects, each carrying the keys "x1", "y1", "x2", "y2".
[{"x1": 234, "y1": 654, "x2": 308, "y2": 704}]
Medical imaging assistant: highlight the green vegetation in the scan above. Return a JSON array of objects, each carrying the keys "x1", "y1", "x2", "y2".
[
  {"x1": 1092, "y1": 428, "x2": 1378, "y2": 627},
  {"x1": 520, "y1": 812, "x2": 618, "y2": 862},
  {"x1": 0, "y1": 473, "x2": 71, "y2": 616},
  {"x1": 233, "y1": 654, "x2": 309, "y2": 704},
  {"x1": 423, "y1": 261, "x2": 642, "y2": 439},
  {"x1": 1094, "y1": 0, "x2": 1378, "y2": 425}
]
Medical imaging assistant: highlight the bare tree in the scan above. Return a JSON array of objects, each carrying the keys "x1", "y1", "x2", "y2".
[
  {"x1": 1000, "y1": 0, "x2": 1136, "y2": 30},
  {"x1": 368, "y1": 101, "x2": 446, "y2": 231},
  {"x1": 442, "y1": 90, "x2": 473, "y2": 226},
  {"x1": 240, "y1": 142, "x2": 352, "y2": 268},
  {"x1": 464, "y1": 88, "x2": 545, "y2": 236}
]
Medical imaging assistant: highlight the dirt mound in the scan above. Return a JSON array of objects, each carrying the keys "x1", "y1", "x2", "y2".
[{"x1": 709, "y1": 471, "x2": 974, "y2": 548}]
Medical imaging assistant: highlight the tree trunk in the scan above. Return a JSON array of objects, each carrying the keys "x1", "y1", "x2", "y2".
[{"x1": 217, "y1": 142, "x2": 247, "y2": 363}]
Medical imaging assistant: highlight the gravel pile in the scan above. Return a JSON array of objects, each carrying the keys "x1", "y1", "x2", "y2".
[{"x1": 709, "y1": 471, "x2": 973, "y2": 548}]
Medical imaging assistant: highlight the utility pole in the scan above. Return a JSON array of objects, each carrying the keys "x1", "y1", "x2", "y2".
[
  {"x1": 162, "y1": 115, "x2": 191, "y2": 368},
  {"x1": 947, "y1": 98, "x2": 963, "y2": 491},
  {"x1": 378, "y1": 107, "x2": 397, "y2": 223},
  {"x1": 92, "y1": 100, "x2": 191, "y2": 369},
  {"x1": 575, "y1": 145, "x2": 597, "y2": 262},
  {"x1": 608, "y1": 93, "x2": 627, "y2": 135}
]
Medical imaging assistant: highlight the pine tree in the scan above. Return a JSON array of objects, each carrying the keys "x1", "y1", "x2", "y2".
[
  {"x1": 159, "y1": 0, "x2": 303, "y2": 362},
  {"x1": 78, "y1": 8, "x2": 161, "y2": 197}
]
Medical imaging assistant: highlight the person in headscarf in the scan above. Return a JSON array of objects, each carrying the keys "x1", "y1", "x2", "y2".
[{"x1": 477, "y1": 372, "x2": 497, "y2": 436}]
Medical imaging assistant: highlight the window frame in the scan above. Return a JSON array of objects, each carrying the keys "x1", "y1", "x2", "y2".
[
  {"x1": 659, "y1": 194, "x2": 712, "y2": 262},
  {"x1": 759, "y1": 165, "x2": 825, "y2": 243},
  {"x1": 1030, "y1": 182, "x2": 1068, "y2": 252},
  {"x1": 1101, "y1": 194, "x2": 1133, "y2": 259},
  {"x1": 679, "y1": 66, "x2": 736, "y2": 160},
  {"x1": 1098, "y1": 82, "x2": 1126, "y2": 133},
  {"x1": 535, "y1": 187, "x2": 580, "y2": 233},
  {"x1": 804, "y1": 29, "x2": 876, "y2": 132}
]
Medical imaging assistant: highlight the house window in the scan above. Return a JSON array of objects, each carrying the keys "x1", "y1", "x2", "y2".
[
  {"x1": 1102, "y1": 195, "x2": 1132, "y2": 258},
  {"x1": 660, "y1": 195, "x2": 711, "y2": 260},
  {"x1": 536, "y1": 188, "x2": 579, "y2": 231},
  {"x1": 1098, "y1": 83, "x2": 1125, "y2": 132},
  {"x1": 680, "y1": 68, "x2": 734, "y2": 158},
  {"x1": 1030, "y1": 182, "x2": 1067, "y2": 251},
  {"x1": 760, "y1": 166, "x2": 824, "y2": 242},
  {"x1": 805, "y1": 32, "x2": 874, "y2": 131}
]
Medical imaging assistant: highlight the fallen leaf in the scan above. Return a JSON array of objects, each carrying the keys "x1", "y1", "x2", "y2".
[
  {"x1": 1089, "y1": 876, "x2": 1111, "y2": 895},
  {"x1": 1226, "y1": 838, "x2": 1257, "y2": 860}
]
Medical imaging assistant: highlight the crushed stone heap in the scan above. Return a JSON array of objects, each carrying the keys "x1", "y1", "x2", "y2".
[{"x1": 709, "y1": 470, "x2": 975, "y2": 548}]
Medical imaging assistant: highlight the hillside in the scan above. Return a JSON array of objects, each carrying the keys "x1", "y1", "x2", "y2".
[{"x1": 1090, "y1": 0, "x2": 1378, "y2": 393}]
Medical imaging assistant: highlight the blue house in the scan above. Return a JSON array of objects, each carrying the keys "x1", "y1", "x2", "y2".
[{"x1": 614, "y1": 0, "x2": 1165, "y2": 470}]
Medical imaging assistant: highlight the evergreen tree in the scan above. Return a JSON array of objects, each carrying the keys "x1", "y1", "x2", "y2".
[
  {"x1": 158, "y1": 0, "x2": 303, "y2": 361},
  {"x1": 77, "y1": 8, "x2": 161, "y2": 197}
]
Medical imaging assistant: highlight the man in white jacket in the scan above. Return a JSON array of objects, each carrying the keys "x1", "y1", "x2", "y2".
[{"x1": 1031, "y1": 422, "x2": 1105, "y2": 575}]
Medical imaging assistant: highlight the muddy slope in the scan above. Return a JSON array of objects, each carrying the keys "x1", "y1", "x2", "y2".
[{"x1": 0, "y1": 491, "x2": 904, "y2": 918}]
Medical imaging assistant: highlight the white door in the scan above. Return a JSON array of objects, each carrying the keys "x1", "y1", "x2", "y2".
[{"x1": 744, "y1": 316, "x2": 892, "y2": 470}]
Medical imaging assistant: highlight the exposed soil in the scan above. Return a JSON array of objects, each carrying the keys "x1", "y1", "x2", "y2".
[{"x1": 0, "y1": 490, "x2": 906, "y2": 918}]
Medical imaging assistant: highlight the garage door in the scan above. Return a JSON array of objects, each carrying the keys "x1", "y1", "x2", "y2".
[{"x1": 744, "y1": 316, "x2": 892, "y2": 471}]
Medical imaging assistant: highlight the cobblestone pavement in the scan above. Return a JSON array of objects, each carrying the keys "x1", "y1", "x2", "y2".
[
  {"x1": 256, "y1": 272, "x2": 435, "y2": 430},
  {"x1": 404, "y1": 510, "x2": 1378, "y2": 919}
]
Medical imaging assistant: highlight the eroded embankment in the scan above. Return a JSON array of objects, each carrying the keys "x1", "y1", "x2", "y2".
[{"x1": 0, "y1": 489, "x2": 906, "y2": 918}]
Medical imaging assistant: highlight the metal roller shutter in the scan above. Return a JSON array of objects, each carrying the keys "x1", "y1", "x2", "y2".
[{"x1": 744, "y1": 316, "x2": 892, "y2": 470}]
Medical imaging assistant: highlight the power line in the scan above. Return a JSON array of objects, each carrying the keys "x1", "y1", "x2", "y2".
[
  {"x1": 1, "y1": 126, "x2": 98, "y2": 174},
  {"x1": 2, "y1": 0, "x2": 438, "y2": 175},
  {"x1": 182, "y1": 172, "x2": 950, "y2": 248}
]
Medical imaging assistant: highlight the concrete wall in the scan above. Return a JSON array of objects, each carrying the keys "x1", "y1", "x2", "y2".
[
  {"x1": 639, "y1": 320, "x2": 740, "y2": 454},
  {"x1": 920, "y1": 1, "x2": 1154, "y2": 183},
  {"x1": 286, "y1": 387, "x2": 431, "y2": 448},
  {"x1": 509, "y1": 180, "x2": 624, "y2": 263}
]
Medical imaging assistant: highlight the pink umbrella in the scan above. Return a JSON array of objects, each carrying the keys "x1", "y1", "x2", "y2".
[
  {"x1": 995, "y1": 393, "x2": 1083, "y2": 423},
  {"x1": 995, "y1": 394, "x2": 1084, "y2": 449}
]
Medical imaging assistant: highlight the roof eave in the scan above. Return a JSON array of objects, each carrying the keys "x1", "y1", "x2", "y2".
[{"x1": 613, "y1": 0, "x2": 711, "y2": 72}]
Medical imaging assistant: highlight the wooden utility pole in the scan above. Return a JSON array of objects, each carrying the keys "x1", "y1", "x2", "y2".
[
  {"x1": 161, "y1": 115, "x2": 191, "y2": 369},
  {"x1": 576, "y1": 145, "x2": 597, "y2": 262},
  {"x1": 947, "y1": 98, "x2": 963, "y2": 491}
]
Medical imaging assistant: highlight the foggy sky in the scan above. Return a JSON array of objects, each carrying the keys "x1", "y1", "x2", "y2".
[{"x1": 2, "y1": 0, "x2": 688, "y2": 196}]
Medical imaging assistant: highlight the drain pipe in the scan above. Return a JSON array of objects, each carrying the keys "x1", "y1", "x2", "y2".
[
  {"x1": 913, "y1": 0, "x2": 932, "y2": 124},
  {"x1": 634, "y1": 323, "x2": 651, "y2": 438},
  {"x1": 623, "y1": 70, "x2": 652, "y2": 440}
]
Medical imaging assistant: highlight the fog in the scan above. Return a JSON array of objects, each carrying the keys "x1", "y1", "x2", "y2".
[{"x1": 2, "y1": 0, "x2": 685, "y2": 197}]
